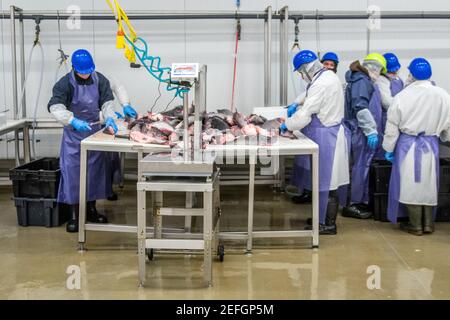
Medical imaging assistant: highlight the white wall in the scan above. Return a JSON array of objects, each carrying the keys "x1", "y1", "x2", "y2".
[{"x1": 1, "y1": 0, "x2": 450, "y2": 158}]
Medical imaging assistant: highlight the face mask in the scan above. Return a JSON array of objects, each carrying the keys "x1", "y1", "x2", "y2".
[
  {"x1": 365, "y1": 69, "x2": 379, "y2": 82},
  {"x1": 405, "y1": 73, "x2": 415, "y2": 86},
  {"x1": 363, "y1": 61, "x2": 382, "y2": 81},
  {"x1": 299, "y1": 68, "x2": 312, "y2": 84}
]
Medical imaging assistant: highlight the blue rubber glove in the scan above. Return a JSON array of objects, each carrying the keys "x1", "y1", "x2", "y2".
[
  {"x1": 105, "y1": 117, "x2": 118, "y2": 134},
  {"x1": 123, "y1": 104, "x2": 137, "y2": 118},
  {"x1": 367, "y1": 133, "x2": 379, "y2": 150},
  {"x1": 70, "y1": 118, "x2": 92, "y2": 132},
  {"x1": 279, "y1": 123, "x2": 288, "y2": 134},
  {"x1": 385, "y1": 151, "x2": 395, "y2": 163},
  {"x1": 115, "y1": 111, "x2": 124, "y2": 119},
  {"x1": 287, "y1": 103, "x2": 298, "y2": 118}
]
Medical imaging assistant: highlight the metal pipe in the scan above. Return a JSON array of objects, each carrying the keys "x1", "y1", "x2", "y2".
[
  {"x1": 366, "y1": 26, "x2": 371, "y2": 55},
  {"x1": 279, "y1": 8, "x2": 284, "y2": 106},
  {"x1": 10, "y1": 6, "x2": 18, "y2": 120},
  {"x1": 183, "y1": 92, "x2": 190, "y2": 162},
  {"x1": 0, "y1": 11, "x2": 274, "y2": 21},
  {"x1": 19, "y1": 13, "x2": 26, "y2": 118},
  {"x1": 1, "y1": 10, "x2": 450, "y2": 21},
  {"x1": 279, "y1": 6, "x2": 288, "y2": 106},
  {"x1": 264, "y1": 6, "x2": 272, "y2": 107}
]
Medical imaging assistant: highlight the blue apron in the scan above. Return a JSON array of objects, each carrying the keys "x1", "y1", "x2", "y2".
[
  {"x1": 290, "y1": 69, "x2": 349, "y2": 224},
  {"x1": 57, "y1": 72, "x2": 111, "y2": 204},
  {"x1": 349, "y1": 84, "x2": 382, "y2": 204},
  {"x1": 387, "y1": 133, "x2": 439, "y2": 223}
]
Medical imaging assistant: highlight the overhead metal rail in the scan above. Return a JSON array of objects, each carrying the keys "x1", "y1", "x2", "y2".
[{"x1": 2, "y1": 10, "x2": 450, "y2": 20}]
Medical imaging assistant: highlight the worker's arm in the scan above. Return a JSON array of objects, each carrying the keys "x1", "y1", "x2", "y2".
[
  {"x1": 285, "y1": 82, "x2": 323, "y2": 131},
  {"x1": 47, "y1": 76, "x2": 73, "y2": 126},
  {"x1": 97, "y1": 72, "x2": 116, "y2": 120},
  {"x1": 382, "y1": 97, "x2": 401, "y2": 152},
  {"x1": 109, "y1": 76, "x2": 130, "y2": 107},
  {"x1": 352, "y1": 79, "x2": 378, "y2": 136},
  {"x1": 294, "y1": 91, "x2": 306, "y2": 106},
  {"x1": 377, "y1": 76, "x2": 393, "y2": 111}
]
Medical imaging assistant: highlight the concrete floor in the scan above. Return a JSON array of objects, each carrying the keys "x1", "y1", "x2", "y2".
[{"x1": 1, "y1": 182, "x2": 450, "y2": 300}]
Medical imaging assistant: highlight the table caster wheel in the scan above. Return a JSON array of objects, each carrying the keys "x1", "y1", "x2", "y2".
[
  {"x1": 217, "y1": 245, "x2": 225, "y2": 262},
  {"x1": 146, "y1": 249, "x2": 154, "y2": 261}
]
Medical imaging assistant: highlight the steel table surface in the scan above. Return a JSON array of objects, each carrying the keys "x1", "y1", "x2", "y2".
[
  {"x1": 78, "y1": 131, "x2": 319, "y2": 251},
  {"x1": 0, "y1": 119, "x2": 31, "y2": 166}
]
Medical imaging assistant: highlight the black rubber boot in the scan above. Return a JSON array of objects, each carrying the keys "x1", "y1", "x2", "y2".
[
  {"x1": 292, "y1": 190, "x2": 312, "y2": 204},
  {"x1": 66, "y1": 204, "x2": 79, "y2": 233},
  {"x1": 342, "y1": 203, "x2": 372, "y2": 219},
  {"x1": 86, "y1": 201, "x2": 108, "y2": 224},
  {"x1": 400, "y1": 205, "x2": 423, "y2": 236},
  {"x1": 423, "y1": 206, "x2": 434, "y2": 234},
  {"x1": 107, "y1": 192, "x2": 118, "y2": 201},
  {"x1": 320, "y1": 191, "x2": 338, "y2": 235}
]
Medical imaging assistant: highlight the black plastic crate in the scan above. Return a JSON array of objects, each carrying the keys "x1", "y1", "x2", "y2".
[
  {"x1": 13, "y1": 197, "x2": 69, "y2": 227},
  {"x1": 439, "y1": 159, "x2": 450, "y2": 193},
  {"x1": 437, "y1": 193, "x2": 450, "y2": 222},
  {"x1": 9, "y1": 158, "x2": 60, "y2": 198},
  {"x1": 369, "y1": 160, "x2": 392, "y2": 194},
  {"x1": 369, "y1": 193, "x2": 389, "y2": 222}
]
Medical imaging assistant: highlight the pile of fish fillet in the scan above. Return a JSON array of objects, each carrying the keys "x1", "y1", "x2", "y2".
[{"x1": 108, "y1": 105, "x2": 295, "y2": 147}]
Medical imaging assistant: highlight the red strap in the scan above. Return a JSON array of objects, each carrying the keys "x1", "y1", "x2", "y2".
[{"x1": 230, "y1": 29, "x2": 239, "y2": 113}]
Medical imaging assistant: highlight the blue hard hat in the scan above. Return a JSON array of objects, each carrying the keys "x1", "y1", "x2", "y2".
[
  {"x1": 72, "y1": 49, "x2": 95, "y2": 74},
  {"x1": 321, "y1": 52, "x2": 339, "y2": 64},
  {"x1": 293, "y1": 50, "x2": 318, "y2": 72},
  {"x1": 384, "y1": 53, "x2": 401, "y2": 73},
  {"x1": 408, "y1": 58, "x2": 432, "y2": 80}
]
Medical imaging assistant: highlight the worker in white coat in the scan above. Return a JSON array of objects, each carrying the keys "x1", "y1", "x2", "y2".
[
  {"x1": 383, "y1": 58, "x2": 450, "y2": 235},
  {"x1": 280, "y1": 50, "x2": 350, "y2": 235}
]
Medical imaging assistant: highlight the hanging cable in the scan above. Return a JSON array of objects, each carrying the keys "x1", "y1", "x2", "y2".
[
  {"x1": 55, "y1": 10, "x2": 69, "y2": 82},
  {"x1": 291, "y1": 18, "x2": 300, "y2": 50},
  {"x1": 230, "y1": 10, "x2": 241, "y2": 112},
  {"x1": 150, "y1": 81, "x2": 162, "y2": 113},
  {"x1": 315, "y1": 10, "x2": 321, "y2": 60},
  {"x1": 289, "y1": 18, "x2": 302, "y2": 98},
  {"x1": 17, "y1": 17, "x2": 45, "y2": 159}
]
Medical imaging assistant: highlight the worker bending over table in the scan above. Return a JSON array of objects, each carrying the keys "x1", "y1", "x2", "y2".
[{"x1": 48, "y1": 49, "x2": 118, "y2": 233}]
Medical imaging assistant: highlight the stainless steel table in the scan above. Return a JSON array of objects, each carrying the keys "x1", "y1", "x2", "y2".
[
  {"x1": 78, "y1": 131, "x2": 319, "y2": 251},
  {"x1": 0, "y1": 119, "x2": 31, "y2": 166}
]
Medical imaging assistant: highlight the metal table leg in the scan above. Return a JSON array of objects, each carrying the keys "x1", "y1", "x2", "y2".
[
  {"x1": 119, "y1": 152, "x2": 125, "y2": 188},
  {"x1": 185, "y1": 192, "x2": 193, "y2": 232},
  {"x1": 312, "y1": 152, "x2": 319, "y2": 248},
  {"x1": 22, "y1": 125, "x2": 30, "y2": 163},
  {"x1": 78, "y1": 145, "x2": 88, "y2": 250},
  {"x1": 14, "y1": 130, "x2": 20, "y2": 167},
  {"x1": 137, "y1": 189, "x2": 146, "y2": 287},
  {"x1": 246, "y1": 152, "x2": 256, "y2": 253},
  {"x1": 203, "y1": 189, "x2": 213, "y2": 287},
  {"x1": 153, "y1": 191, "x2": 163, "y2": 239},
  {"x1": 279, "y1": 155, "x2": 286, "y2": 191}
]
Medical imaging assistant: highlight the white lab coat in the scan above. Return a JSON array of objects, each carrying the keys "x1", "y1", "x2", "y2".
[
  {"x1": 286, "y1": 70, "x2": 349, "y2": 190},
  {"x1": 383, "y1": 80, "x2": 450, "y2": 205},
  {"x1": 376, "y1": 75, "x2": 393, "y2": 111}
]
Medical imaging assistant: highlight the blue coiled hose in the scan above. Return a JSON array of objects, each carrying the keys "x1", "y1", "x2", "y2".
[{"x1": 124, "y1": 35, "x2": 190, "y2": 99}]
